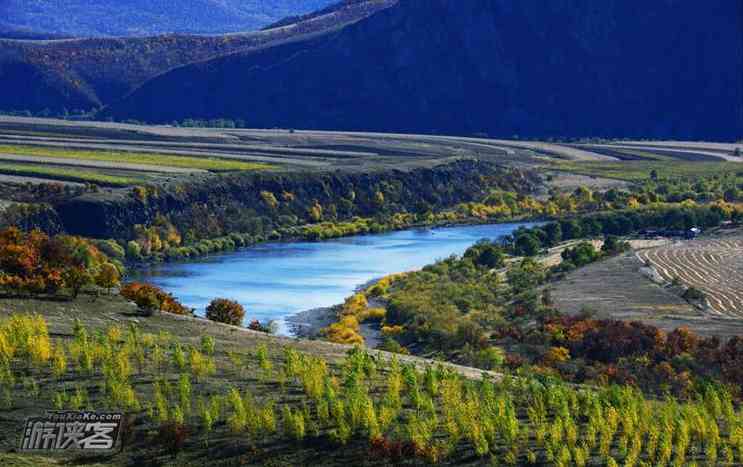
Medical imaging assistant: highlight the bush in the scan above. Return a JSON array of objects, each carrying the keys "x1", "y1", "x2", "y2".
[
  {"x1": 205, "y1": 298, "x2": 245, "y2": 326},
  {"x1": 120, "y1": 282, "x2": 191, "y2": 315},
  {"x1": 134, "y1": 291, "x2": 161, "y2": 316},
  {"x1": 682, "y1": 287, "x2": 705, "y2": 301},
  {"x1": 248, "y1": 319, "x2": 270, "y2": 333}
]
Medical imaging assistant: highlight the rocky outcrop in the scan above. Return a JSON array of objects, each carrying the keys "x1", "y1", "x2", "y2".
[{"x1": 53, "y1": 160, "x2": 539, "y2": 239}]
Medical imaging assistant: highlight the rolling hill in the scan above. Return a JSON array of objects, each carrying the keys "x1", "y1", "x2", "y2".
[
  {"x1": 105, "y1": 0, "x2": 743, "y2": 141},
  {"x1": 0, "y1": 0, "x2": 337, "y2": 37},
  {"x1": 0, "y1": 0, "x2": 395, "y2": 113}
]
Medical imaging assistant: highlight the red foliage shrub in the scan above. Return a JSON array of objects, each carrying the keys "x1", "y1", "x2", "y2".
[
  {"x1": 720, "y1": 337, "x2": 743, "y2": 387},
  {"x1": 544, "y1": 317, "x2": 665, "y2": 363},
  {"x1": 665, "y1": 327, "x2": 699, "y2": 357},
  {"x1": 157, "y1": 421, "x2": 189, "y2": 454},
  {"x1": 205, "y1": 298, "x2": 245, "y2": 326},
  {"x1": 505, "y1": 353, "x2": 526, "y2": 370},
  {"x1": 369, "y1": 437, "x2": 417, "y2": 462},
  {"x1": 248, "y1": 319, "x2": 269, "y2": 333}
]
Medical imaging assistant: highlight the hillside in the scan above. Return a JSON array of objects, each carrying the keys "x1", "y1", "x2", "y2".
[
  {"x1": 0, "y1": 0, "x2": 336, "y2": 37},
  {"x1": 106, "y1": 0, "x2": 743, "y2": 140},
  {"x1": 0, "y1": 0, "x2": 394, "y2": 113}
]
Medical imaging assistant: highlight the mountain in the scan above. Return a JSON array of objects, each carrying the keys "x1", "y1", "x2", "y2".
[
  {"x1": 0, "y1": 0, "x2": 395, "y2": 113},
  {"x1": 105, "y1": 0, "x2": 743, "y2": 141},
  {"x1": 0, "y1": 0, "x2": 338, "y2": 37}
]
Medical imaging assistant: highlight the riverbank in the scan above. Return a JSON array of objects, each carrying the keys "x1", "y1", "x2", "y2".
[
  {"x1": 133, "y1": 222, "x2": 539, "y2": 339},
  {"x1": 287, "y1": 277, "x2": 386, "y2": 345},
  {"x1": 128, "y1": 211, "x2": 548, "y2": 267}
]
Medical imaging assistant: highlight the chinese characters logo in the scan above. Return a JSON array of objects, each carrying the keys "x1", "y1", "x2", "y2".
[{"x1": 20, "y1": 411, "x2": 122, "y2": 451}]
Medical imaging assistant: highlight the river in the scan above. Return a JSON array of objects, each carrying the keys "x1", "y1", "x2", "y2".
[{"x1": 133, "y1": 221, "x2": 538, "y2": 335}]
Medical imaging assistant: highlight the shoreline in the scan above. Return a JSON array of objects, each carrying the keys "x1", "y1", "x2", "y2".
[
  {"x1": 125, "y1": 215, "x2": 548, "y2": 271},
  {"x1": 286, "y1": 276, "x2": 386, "y2": 345}
]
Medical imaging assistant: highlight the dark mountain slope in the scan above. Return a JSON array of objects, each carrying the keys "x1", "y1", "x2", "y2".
[
  {"x1": 0, "y1": 0, "x2": 336, "y2": 37},
  {"x1": 106, "y1": 0, "x2": 743, "y2": 140},
  {"x1": 0, "y1": 0, "x2": 394, "y2": 113}
]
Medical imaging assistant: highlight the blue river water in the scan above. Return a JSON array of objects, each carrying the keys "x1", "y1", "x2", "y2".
[{"x1": 132, "y1": 222, "x2": 537, "y2": 335}]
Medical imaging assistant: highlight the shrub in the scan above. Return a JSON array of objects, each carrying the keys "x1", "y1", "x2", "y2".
[
  {"x1": 205, "y1": 298, "x2": 245, "y2": 326},
  {"x1": 121, "y1": 283, "x2": 190, "y2": 316},
  {"x1": 157, "y1": 421, "x2": 189, "y2": 454},
  {"x1": 134, "y1": 291, "x2": 160, "y2": 315},
  {"x1": 544, "y1": 346, "x2": 571, "y2": 365},
  {"x1": 682, "y1": 287, "x2": 705, "y2": 301},
  {"x1": 248, "y1": 320, "x2": 270, "y2": 333}
]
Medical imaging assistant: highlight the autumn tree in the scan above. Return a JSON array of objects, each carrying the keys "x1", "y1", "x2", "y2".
[
  {"x1": 63, "y1": 266, "x2": 92, "y2": 299},
  {"x1": 206, "y1": 298, "x2": 245, "y2": 326},
  {"x1": 96, "y1": 263, "x2": 121, "y2": 294}
]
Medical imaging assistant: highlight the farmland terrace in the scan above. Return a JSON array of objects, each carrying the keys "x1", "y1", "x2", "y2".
[
  {"x1": 0, "y1": 117, "x2": 740, "y2": 188},
  {"x1": 551, "y1": 226, "x2": 743, "y2": 338}
]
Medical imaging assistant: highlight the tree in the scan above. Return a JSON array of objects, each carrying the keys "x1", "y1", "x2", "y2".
[
  {"x1": 478, "y1": 246, "x2": 505, "y2": 269},
  {"x1": 513, "y1": 233, "x2": 541, "y2": 257},
  {"x1": 601, "y1": 235, "x2": 628, "y2": 254},
  {"x1": 544, "y1": 222, "x2": 562, "y2": 246},
  {"x1": 134, "y1": 291, "x2": 161, "y2": 316},
  {"x1": 561, "y1": 241, "x2": 599, "y2": 267},
  {"x1": 560, "y1": 219, "x2": 583, "y2": 240},
  {"x1": 206, "y1": 298, "x2": 245, "y2": 326},
  {"x1": 63, "y1": 266, "x2": 92, "y2": 299},
  {"x1": 96, "y1": 263, "x2": 121, "y2": 294}
]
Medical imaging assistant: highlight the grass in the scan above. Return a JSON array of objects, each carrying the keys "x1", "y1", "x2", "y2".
[
  {"x1": 0, "y1": 145, "x2": 273, "y2": 172},
  {"x1": 0, "y1": 162, "x2": 141, "y2": 186},
  {"x1": 550, "y1": 159, "x2": 743, "y2": 182},
  {"x1": 0, "y1": 293, "x2": 738, "y2": 466}
]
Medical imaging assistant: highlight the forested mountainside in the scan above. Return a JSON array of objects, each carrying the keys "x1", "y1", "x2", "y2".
[
  {"x1": 0, "y1": 0, "x2": 393, "y2": 113},
  {"x1": 0, "y1": 0, "x2": 336, "y2": 37},
  {"x1": 106, "y1": 0, "x2": 743, "y2": 141}
]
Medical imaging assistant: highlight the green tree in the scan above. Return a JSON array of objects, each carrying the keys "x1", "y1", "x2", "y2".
[
  {"x1": 514, "y1": 233, "x2": 541, "y2": 256},
  {"x1": 544, "y1": 222, "x2": 562, "y2": 246}
]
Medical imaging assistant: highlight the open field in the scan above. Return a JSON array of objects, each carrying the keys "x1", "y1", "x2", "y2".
[
  {"x1": 637, "y1": 235, "x2": 743, "y2": 316},
  {"x1": 0, "y1": 145, "x2": 270, "y2": 172},
  {"x1": 0, "y1": 116, "x2": 739, "y2": 199},
  {"x1": 550, "y1": 159, "x2": 743, "y2": 182},
  {"x1": 549, "y1": 250, "x2": 743, "y2": 338},
  {"x1": 549, "y1": 228, "x2": 743, "y2": 337},
  {"x1": 0, "y1": 162, "x2": 142, "y2": 186}
]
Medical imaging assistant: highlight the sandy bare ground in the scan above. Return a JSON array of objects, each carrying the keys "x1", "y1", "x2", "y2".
[
  {"x1": 544, "y1": 172, "x2": 630, "y2": 192},
  {"x1": 486, "y1": 140, "x2": 618, "y2": 161},
  {"x1": 618, "y1": 140, "x2": 743, "y2": 154},
  {"x1": 0, "y1": 134, "x2": 381, "y2": 158},
  {"x1": 0, "y1": 153, "x2": 205, "y2": 174},
  {"x1": 588, "y1": 144, "x2": 742, "y2": 162},
  {"x1": 0, "y1": 174, "x2": 84, "y2": 185},
  {"x1": 0, "y1": 139, "x2": 330, "y2": 168}
]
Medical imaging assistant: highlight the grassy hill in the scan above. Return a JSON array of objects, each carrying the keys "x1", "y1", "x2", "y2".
[{"x1": 104, "y1": 0, "x2": 743, "y2": 141}]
